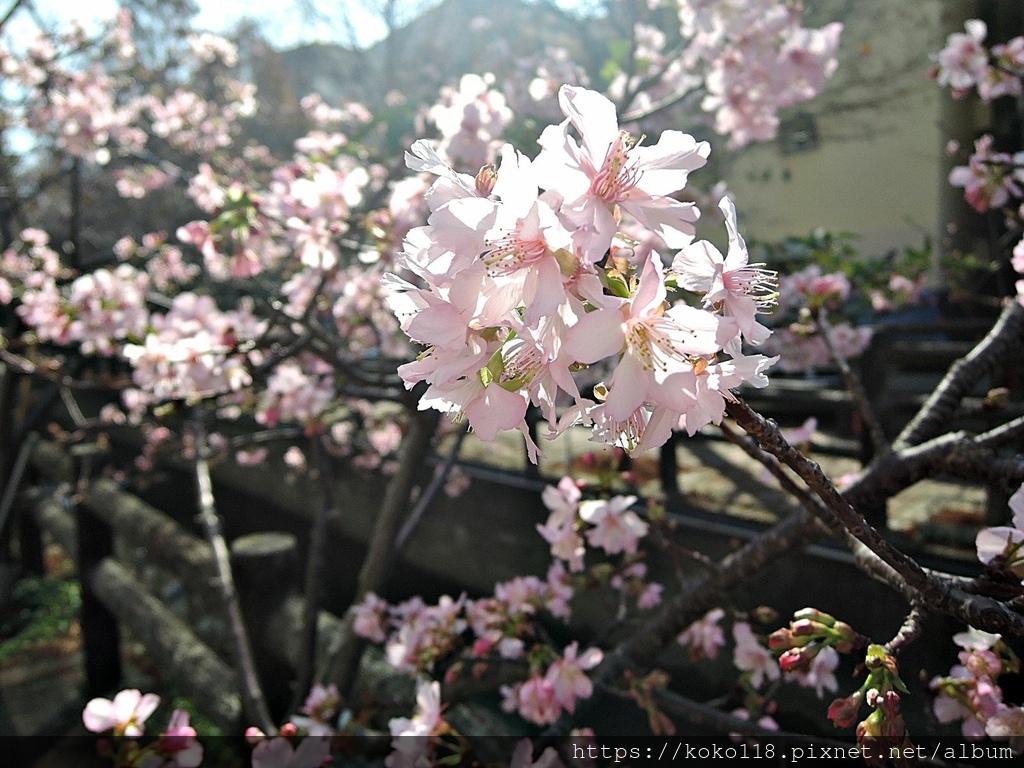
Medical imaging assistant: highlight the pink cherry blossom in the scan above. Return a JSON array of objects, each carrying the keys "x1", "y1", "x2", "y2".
[
  {"x1": 677, "y1": 607, "x2": 726, "y2": 661},
  {"x1": 143, "y1": 710, "x2": 203, "y2": 768},
  {"x1": 251, "y1": 736, "x2": 331, "y2": 768},
  {"x1": 536, "y1": 85, "x2": 709, "y2": 261},
  {"x1": 673, "y1": 196, "x2": 777, "y2": 346},
  {"x1": 787, "y1": 645, "x2": 839, "y2": 698},
  {"x1": 578, "y1": 495, "x2": 647, "y2": 555},
  {"x1": 933, "y1": 20, "x2": 991, "y2": 95},
  {"x1": 975, "y1": 483, "x2": 1024, "y2": 576},
  {"x1": 732, "y1": 622, "x2": 780, "y2": 690},
  {"x1": 82, "y1": 688, "x2": 160, "y2": 737},
  {"x1": 564, "y1": 254, "x2": 734, "y2": 422},
  {"x1": 545, "y1": 642, "x2": 603, "y2": 714}
]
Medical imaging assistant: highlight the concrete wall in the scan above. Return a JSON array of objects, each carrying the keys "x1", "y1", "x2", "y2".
[{"x1": 722, "y1": 0, "x2": 946, "y2": 258}]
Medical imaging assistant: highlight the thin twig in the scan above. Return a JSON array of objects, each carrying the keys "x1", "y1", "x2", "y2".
[
  {"x1": 393, "y1": 422, "x2": 468, "y2": 554},
  {"x1": 885, "y1": 606, "x2": 925, "y2": 656},
  {"x1": 726, "y1": 399, "x2": 1024, "y2": 638},
  {"x1": 290, "y1": 432, "x2": 336, "y2": 714},
  {"x1": 818, "y1": 308, "x2": 890, "y2": 458},
  {"x1": 0, "y1": 347, "x2": 129, "y2": 390},
  {"x1": 719, "y1": 420, "x2": 842, "y2": 537},
  {"x1": 190, "y1": 410, "x2": 275, "y2": 733},
  {"x1": 318, "y1": 405, "x2": 441, "y2": 695},
  {"x1": 0, "y1": 0, "x2": 26, "y2": 33},
  {"x1": 896, "y1": 301, "x2": 1024, "y2": 450}
]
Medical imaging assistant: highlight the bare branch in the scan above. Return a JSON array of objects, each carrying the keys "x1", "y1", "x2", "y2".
[
  {"x1": 818, "y1": 308, "x2": 890, "y2": 458},
  {"x1": 896, "y1": 301, "x2": 1024, "y2": 450},
  {"x1": 190, "y1": 410, "x2": 275, "y2": 733}
]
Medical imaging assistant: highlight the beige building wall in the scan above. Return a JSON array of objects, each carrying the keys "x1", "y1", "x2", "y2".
[{"x1": 722, "y1": 0, "x2": 947, "y2": 258}]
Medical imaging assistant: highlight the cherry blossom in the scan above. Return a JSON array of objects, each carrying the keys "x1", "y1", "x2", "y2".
[
  {"x1": 677, "y1": 607, "x2": 726, "y2": 661},
  {"x1": 975, "y1": 483, "x2": 1024, "y2": 579},
  {"x1": 578, "y1": 495, "x2": 648, "y2": 555},
  {"x1": 546, "y1": 642, "x2": 603, "y2": 714},
  {"x1": 386, "y1": 679, "x2": 443, "y2": 768},
  {"x1": 948, "y1": 135, "x2": 1024, "y2": 214},
  {"x1": 732, "y1": 621, "x2": 780, "y2": 690},
  {"x1": 932, "y1": 20, "x2": 992, "y2": 96},
  {"x1": 82, "y1": 689, "x2": 161, "y2": 737},
  {"x1": 786, "y1": 645, "x2": 839, "y2": 698},
  {"x1": 251, "y1": 736, "x2": 331, "y2": 768},
  {"x1": 536, "y1": 85, "x2": 709, "y2": 260},
  {"x1": 141, "y1": 710, "x2": 203, "y2": 768},
  {"x1": 673, "y1": 196, "x2": 776, "y2": 346}
]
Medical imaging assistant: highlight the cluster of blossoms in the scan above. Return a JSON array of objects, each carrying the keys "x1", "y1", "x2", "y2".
[
  {"x1": 676, "y1": 606, "x2": 843, "y2": 700},
  {"x1": 671, "y1": 0, "x2": 843, "y2": 147},
  {"x1": 930, "y1": 628, "x2": 1024, "y2": 749},
  {"x1": 948, "y1": 135, "x2": 1024, "y2": 215},
  {"x1": 825, "y1": 645, "x2": 914, "y2": 767},
  {"x1": 935, "y1": 18, "x2": 1024, "y2": 308},
  {"x1": 932, "y1": 19, "x2": 1024, "y2": 102},
  {"x1": 82, "y1": 689, "x2": 203, "y2": 768},
  {"x1": 932, "y1": 482, "x2": 1024, "y2": 747},
  {"x1": 121, "y1": 293, "x2": 265, "y2": 407},
  {"x1": 425, "y1": 73, "x2": 514, "y2": 174},
  {"x1": 352, "y1": 563, "x2": 590, "y2": 728},
  {"x1": 352, "y1": 478, "x2": 667, "y2": 728},
  {"x1": 387, "y1": 85, "x2": 779, "y2": 459},
  {"x1": 1, "y1": 12, "x2": 250, "y2": 167},
  {"x1": 759, "y1": 264, "x2": 872, "y2": 375},
  {"x1": 536, "y1": 476, "x2": 655, "y2": 577}
]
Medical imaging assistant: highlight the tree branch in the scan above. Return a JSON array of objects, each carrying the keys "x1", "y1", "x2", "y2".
[
  {"x1": 896, "y1": 301, "x2": 1024, "y2": 450},
  {"x1": 190, "y1": 410, "x2": 275, "y2": 733}
]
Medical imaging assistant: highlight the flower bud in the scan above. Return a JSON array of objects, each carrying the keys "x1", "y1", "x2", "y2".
[
  {"x1": 472, "y1": 637, "x2": 495, "y2": 657},
  {"x1": 475, "y1": 164, "x2": 497, "y2": 196},
  {"x1": 779, "y1": 646, "x2": 816, "y2": 673},
  {"x1": 768, "y1": 628, "x2": 793, "y2": 651},
  {"x1": 769, "y1": 628, "x2": 814, "y2": 651},
  {"x1": 827, "y1": 693, "x2": 862, "y2": 728},
  {"x1": 793, "y1": 607, "x2": 835, "y2": 627},
  {"x1": 444, "y1": 662, "x2": 464, "y2": 686},
  {"x1": 751, "y1": 606, "x2": 778, "y2": 625},
  {"x1": 791, "y1": 619, "x2": 821, "y2": 637},
  {"x1": 857, "y1": 708, "x2": 883, "y2": 741},
  {"x1": 279, "y1": 722, "x2": 298, "y2": 738},
  {"x1": 245, "y1": 727, "x2": 266, "y2": 744}
]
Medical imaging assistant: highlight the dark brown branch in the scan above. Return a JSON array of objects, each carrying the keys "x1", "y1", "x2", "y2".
[
  {"x1": 818, "y1": 308, "x2": 890, "y2": 457},
  {"x1": 0, "y1": 347, "x2": 130, "y2": 390},
  {"x1": 727, "y1": 399, "x2": 1024, "y2": 639},
  {"x1": 190, "y1": 411, "x2": 275, "y2": 733},
  {"x1": 318, "y1": 405, "x2": 441, "y2": 695},
  {"x1": 885, "y1": 606, "x2": 925, "y2": 656},
  {"x1": 896, "y1": 301, "x2": 1024, "y2": 450},
  {"x1": 718, "y1": 420, "x2": 842, "y2": 536},
  {"x1": 393, "y1": 422, "x2": 468, "y2": 554},
  {"x1": 972, "y1": 413, "x2": 1024, "y2": 450},
  {"x1": 290, "y1": 433, "x2": 337, "y2": 714}
]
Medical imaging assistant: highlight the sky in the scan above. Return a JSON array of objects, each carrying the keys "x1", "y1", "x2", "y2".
[{"x1": 17, "y1": 0, "x2": 413, "y2": 49}]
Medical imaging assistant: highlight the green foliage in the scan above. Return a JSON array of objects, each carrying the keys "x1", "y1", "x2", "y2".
[
  {"x1": 0, "y1": 575, "x2": 81, "y2": 664},
  {"x1": 751, "y1": 229, "x2": 997, "y2": 299}
]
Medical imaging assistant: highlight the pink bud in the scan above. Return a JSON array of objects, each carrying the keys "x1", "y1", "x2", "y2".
[{"x1": 827, "y1": 693, "x2": 862, "y2": 728}]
